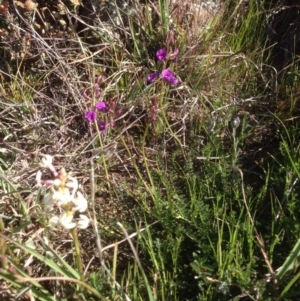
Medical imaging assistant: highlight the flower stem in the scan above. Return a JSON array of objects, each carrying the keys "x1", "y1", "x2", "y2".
[{"x1": 71, "y1": 228, "x2": 84, "y2": 282}]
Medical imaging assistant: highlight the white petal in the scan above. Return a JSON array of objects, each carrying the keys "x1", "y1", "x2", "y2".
[
  {"x1": 72, "y1": 191, "x2": 88, "y2": 212},
  {"x1": 62, "y1": 221, "x2": 77, "y2": 230},
  {"x1": 59, "y1": 212, "x2": 76, "y2": 230},
  {"x1": 77, "y1": 214, "x2": 89, "y2": 229},
  {"x1": 42, "y1": 192, "x2": 55, "y2": 211},
  {"x1": 36, "y1": 170, "x2": 42, "y2": 186},
  {"x1": 43, "y1": 236, "x2": 49, "y2": 246},
  {"x1": 66, "y1": 177, "x2": 79, "y2": 198},
  {"x1": 52, "y1": 190, "x2": 70, "y2": 206},
  {"x1": 53, "y1": 179, "x2": 61, "y2": 186},
  {"x1": 41, "y1": 155, "x2": 53, "y2": 168},
  {"x1": 49, "y1": 215, "x2": 59, "y2": 228}
]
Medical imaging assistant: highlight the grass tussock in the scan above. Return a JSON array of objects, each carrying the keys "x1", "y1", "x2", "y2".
[{"x1": 1, "y1": 0, "x2": 300, "y2": 300}]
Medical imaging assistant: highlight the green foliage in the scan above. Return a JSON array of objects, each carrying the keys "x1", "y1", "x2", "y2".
[{"x1": 2, "y1": 0, "x2": 300, "y2": 300}]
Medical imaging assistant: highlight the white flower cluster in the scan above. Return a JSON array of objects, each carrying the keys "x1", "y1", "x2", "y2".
[{"x1": 36, "y1": 155, "x2": 89, "y2": 230}]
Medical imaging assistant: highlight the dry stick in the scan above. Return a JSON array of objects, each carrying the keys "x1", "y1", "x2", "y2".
[
  {"x1": 227, "y1": 0, "x2": 245, "y2": 21},
  {"x1": 235, "y1": 167, "x2": 278, "y2": 297},
  {"x1": 117, "y1": 222, "x2": 156, "y2": 301},
  {"x1": 117, "y1": 222, "x2": 143, "y2": 269},
  {"x1": 101, "y1": 221, "x2": 158, "y2": 252},
  {"x1": 89, "y1": 160, "x2": 131, "y2": 301}
]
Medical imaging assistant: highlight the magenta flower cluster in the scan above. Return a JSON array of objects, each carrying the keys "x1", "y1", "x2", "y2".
[
  {"x1": 147, "y1": 30, "x2": 179, "y2": 86},
  {"x1": 83, "y1": 79, "x2": 121, "y2": 131},
  {"x1": 148, "y1": 98, "x2": 159, "y2": 122},
  {"x1": 147, "y1": 48, "x2": 179, "y2": 85},
  {"x1": 85, "y1": 99, "x2": 121, "y2": 131},
  {"x1": 85, "y1": 100, "x2": 109, "y2": 131},
  {"x1": 147, "y1": 67, "x2": 178, "y2": 86}
]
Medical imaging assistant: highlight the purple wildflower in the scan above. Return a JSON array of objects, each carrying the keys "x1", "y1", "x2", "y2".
[
  {"x1": 156, "y1": 49, "x2": 168, "y2": 61},
  {"x1": 167, "y1": 29, "x2": 175, "y2": 46},
  {"x1": 161, "y1": 69, "x2": 178, "y2": 85},
  {"x1": 85, "y1": 110, "x2": 97, "y2": 122},
  {"x1": 98, "y1": 121, "x2": 107, "y2": 131},
  {"x1": 107, "y1": 100, "x2": 116, "y2": 114},
  {"x1": 82, "y1": 91, "x2": 88, "y2": 99},
  {"x1": 97, "y1": 75, "x2": 105, "y2": 84},
  {"x1": 149, "y1": 99, "x2": 159, "y2": 122},
  {"x1": 172, "y1": 48, "x2": 179, "y2": 62},
  {"x1": 96, "y1": 101, "x2": 107, "y2": 112},
  {"x1": 147, "y1": 72, "x2": 159, "y2": 83},
  {"x1": 93, "y1": 83, "x2": 101, "y2": 95}
]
